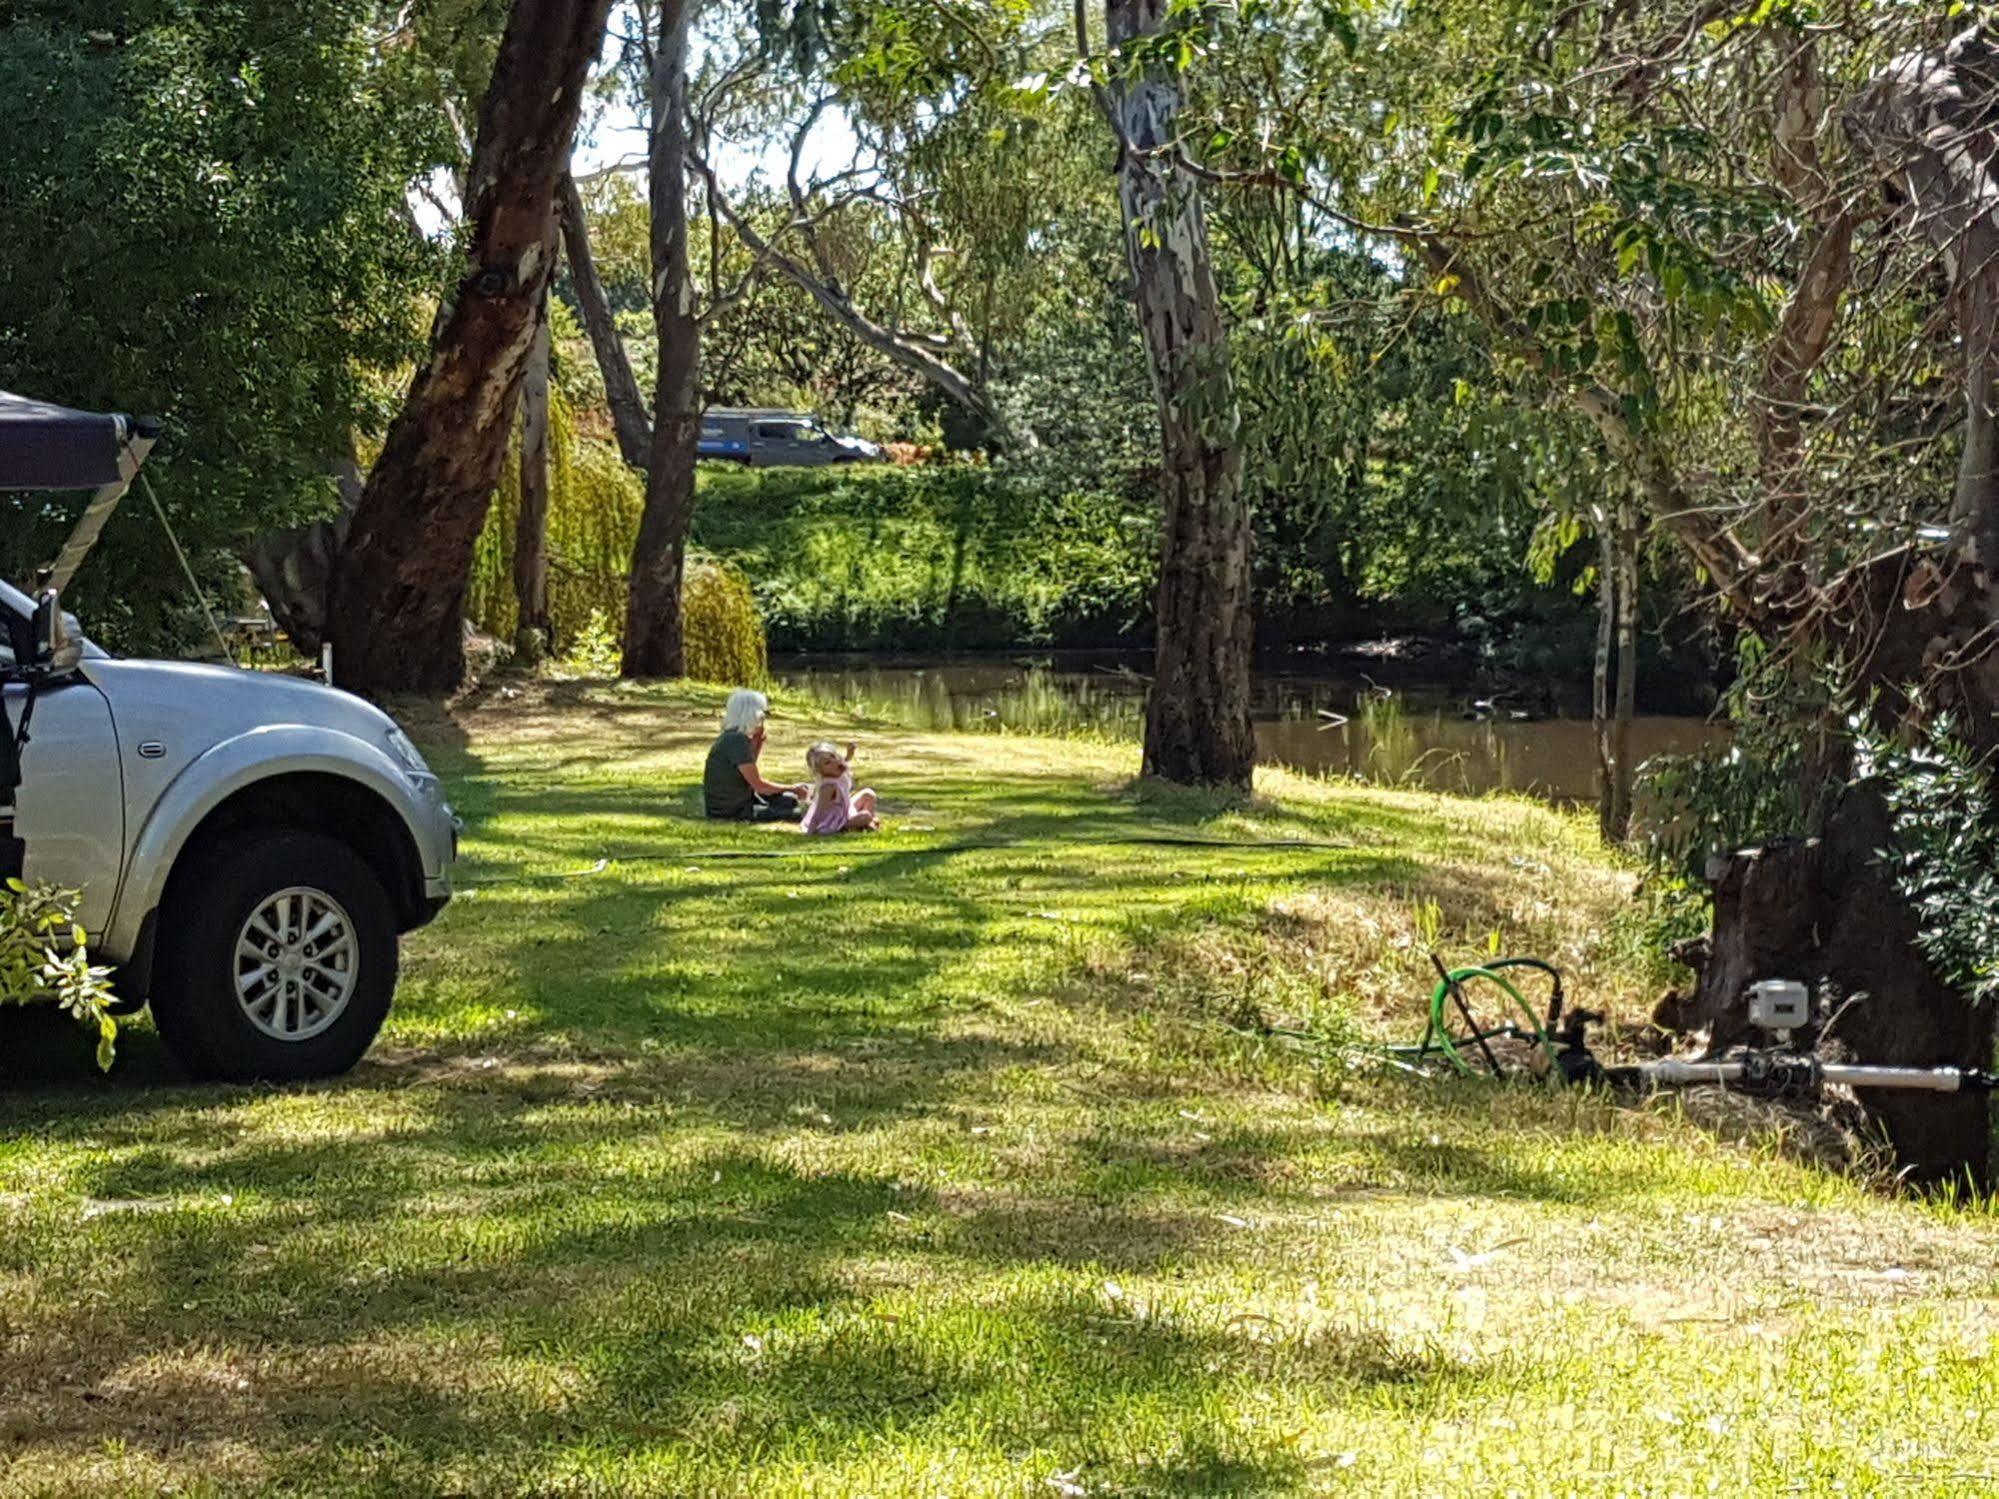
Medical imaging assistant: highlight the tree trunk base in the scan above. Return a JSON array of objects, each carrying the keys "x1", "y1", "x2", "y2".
[{"x1": 1658, "y1": 788, "x2": 1993, "y2": 1189}]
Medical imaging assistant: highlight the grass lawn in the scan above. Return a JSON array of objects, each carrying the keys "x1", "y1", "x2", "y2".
[{"x1": 3, "y1": 680, "x2": 1997, "y2": 1496}]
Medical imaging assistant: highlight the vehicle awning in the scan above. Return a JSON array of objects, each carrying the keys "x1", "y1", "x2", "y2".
[{"x1": 0, "y1": 389, "x2": 137, "y2": 490}]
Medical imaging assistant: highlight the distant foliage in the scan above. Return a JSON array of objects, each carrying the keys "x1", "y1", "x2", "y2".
[
  {"x1": 471, "y1": 400, "x2": 771, "y2": 678},
  {"x1": 0, "y1": 880, "x2": 117, "y2": 1069},
  {"x1": 692, "y1": 464, "x2": 1156, "y2": 651},
  {"x1": 681, "y1": 558, "x2": 769, "y2": 685},
  {"x1": 469, "y1": 387, "x2": 646, "y2": 648},
  {"x1": 0, "y1": 1, "x2": 445, "y2": 652}
]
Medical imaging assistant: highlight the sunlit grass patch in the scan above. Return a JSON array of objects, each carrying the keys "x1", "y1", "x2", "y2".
[{"x1": 0, "y1": 679, "x2": 1994, "y2": 1495}]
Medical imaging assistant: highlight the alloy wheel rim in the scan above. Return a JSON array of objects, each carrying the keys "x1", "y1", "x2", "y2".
[{"x1": 232, "y1": 886, "x2": 358, "y2": 1042}]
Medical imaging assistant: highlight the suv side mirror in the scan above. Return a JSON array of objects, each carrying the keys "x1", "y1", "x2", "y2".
[{"x1": 30, "y1": 589, "x2": 81, "y2": 678}]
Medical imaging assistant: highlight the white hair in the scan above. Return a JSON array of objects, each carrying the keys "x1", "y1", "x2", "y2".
[{"x1": 721, "y1": 688, "x2": 769, "y2": 734}]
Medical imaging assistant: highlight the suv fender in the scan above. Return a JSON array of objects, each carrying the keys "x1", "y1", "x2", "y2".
[{"x1": 105, "y1": 727, "x2": 422, "y2": 965}]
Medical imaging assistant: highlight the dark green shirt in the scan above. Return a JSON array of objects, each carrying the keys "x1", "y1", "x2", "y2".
[{"x1": 704, "y1": 728, "x2": 757, "y2": 819}]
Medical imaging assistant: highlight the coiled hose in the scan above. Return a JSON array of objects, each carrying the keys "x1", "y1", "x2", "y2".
[{"x1": 1391, "y1": 956, "x2": 1563, "y2": 1077}]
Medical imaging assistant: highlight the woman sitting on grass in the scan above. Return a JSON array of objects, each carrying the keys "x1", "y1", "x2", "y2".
[
  {"x1": 800, "y1": 740, "x2": 880, "y2": 834},
  {"x1": 703, "y1": 689, "x2": 808, "y2": 823}
]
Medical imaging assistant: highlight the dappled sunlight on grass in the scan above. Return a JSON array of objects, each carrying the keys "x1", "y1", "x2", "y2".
[{"x1": 1, "y1": 680, "x2": 1995, "y2": 1494}]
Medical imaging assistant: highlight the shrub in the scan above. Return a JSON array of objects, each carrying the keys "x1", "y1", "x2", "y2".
[
  {"x1": 681, "y1": 556, "x2": 768, "y2": 685},
  {"x1": 690, "y1": 463, "x2": 1156, "y2": 651},
  {"x1": 0, "y1": 880, "x2": 117, "y2": 1068},
  {"x1": 556, "y1": 609, "x2": 622, "y2": 677},
  {"x1": 1855, "y1": 714, "x2": 1999, "y2": 1005}
]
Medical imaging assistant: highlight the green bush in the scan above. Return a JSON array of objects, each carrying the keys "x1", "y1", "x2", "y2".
[
  {"x1": 0, "y1": 880, "x2": 117, "y2": 1069},
  {"x1": 690, "y1": 464, "x2": 1156, "y2": 651},
  {"x1": 1855, "y1": 714, "x2": 1999, "y2": 1005},
  {"x1": 682, "y1": 556, "x2": 769, "y2": 685}
]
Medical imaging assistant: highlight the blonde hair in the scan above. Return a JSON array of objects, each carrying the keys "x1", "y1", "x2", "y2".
[
  {"x1": 721, "y1": 688, "x2": 768, "y2": 735},
  {"x1": 805, "y1": 740, "x2": 841, "y2": 776}
]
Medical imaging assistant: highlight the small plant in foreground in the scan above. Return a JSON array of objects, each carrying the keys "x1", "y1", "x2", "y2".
[
  {"x1": 0, "y1": 879, "x2": 117, "y2": 1068},
  {"x1": 558, "y1": 608, "x2": 622, "y2": 677}
]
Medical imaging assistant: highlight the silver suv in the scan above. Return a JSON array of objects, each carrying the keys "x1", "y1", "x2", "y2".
[{"x1": 2, "y1": 390, "x2": 455, "y2": 1080}]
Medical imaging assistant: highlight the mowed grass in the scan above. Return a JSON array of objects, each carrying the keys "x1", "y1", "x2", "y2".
[{"x1": 2, "y1": 679, "x2": 1997, "y2": 1497}]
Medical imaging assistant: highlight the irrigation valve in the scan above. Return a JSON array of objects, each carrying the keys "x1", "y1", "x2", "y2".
[{"x1": 1747, "y1": 980, "x2": 1811, "y2": 1041}]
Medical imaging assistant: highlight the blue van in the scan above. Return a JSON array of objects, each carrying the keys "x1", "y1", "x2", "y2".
[{"x1": 697, "y1": 409, "x2": 884, "y2": 467}]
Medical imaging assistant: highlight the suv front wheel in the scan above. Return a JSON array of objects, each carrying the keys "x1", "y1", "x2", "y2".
[{"x1": 151, "y1": 830, "x2": 398, "y2": 1081}]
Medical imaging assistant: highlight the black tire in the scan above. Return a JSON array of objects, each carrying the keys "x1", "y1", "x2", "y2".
[{"x1": 151, "y1": 829, "x2": 398, "y2": 1081}]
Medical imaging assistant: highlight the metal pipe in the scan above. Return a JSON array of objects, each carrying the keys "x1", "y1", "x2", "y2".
[
  {"x1": 1635, "y1": 1058, "x2": 1746, "y2": 1086},
  {"x1": 1821, "y1": 1064, "x2": 1969, "y2": 1093}
]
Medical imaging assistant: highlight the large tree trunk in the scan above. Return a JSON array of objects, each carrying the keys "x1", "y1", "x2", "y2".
[
  {"x1": 622, "y1": 0, "x2": 698, "y2": 679},
  {"x1": 514, "y1": 289, "x2": 554, "y2": 661},
  {"x1": 326, "y1": 0, "x2": 612, "y2": 694},
  {"x1": 558, "y1": 171, "x2": 653, "y2": 471},
  {"x1": 1107, "y1": 0, "x2": 1254, "y2": 789},
  {"x1": 1661, "y1": 788, "x2": 1993, "y2": 1189}
]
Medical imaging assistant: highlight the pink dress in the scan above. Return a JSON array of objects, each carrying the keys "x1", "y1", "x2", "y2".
[{"x1": 801, "y1": 771, "x2": 855, "y2": 834}]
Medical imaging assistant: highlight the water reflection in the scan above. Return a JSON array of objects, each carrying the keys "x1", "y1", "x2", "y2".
[{"x1": 772, "y1": 653, "x2": 1726, "y2": 803}]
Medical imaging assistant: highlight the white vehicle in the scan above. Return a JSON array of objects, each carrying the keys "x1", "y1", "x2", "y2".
[{"x1": 1, "y1": 390, "x2": 456, "y2": 1079}]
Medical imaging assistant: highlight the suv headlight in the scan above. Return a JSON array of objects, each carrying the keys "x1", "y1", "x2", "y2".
[{"x1": 385, "y1": 726, "x2": 437, "y2": 785}]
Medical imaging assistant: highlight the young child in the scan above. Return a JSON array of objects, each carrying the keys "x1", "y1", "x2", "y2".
[{"x1": 800, "y1": 740, "x2": 879, "y2": 834}]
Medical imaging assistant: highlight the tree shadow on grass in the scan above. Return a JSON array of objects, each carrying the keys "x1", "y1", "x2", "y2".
[
  {"x1": 1, "y1": 1122, "x2": 1506, "y2": 1491},
  {"x1": 0, "y1": 692, "x2": 1592, "y2": 1488}
]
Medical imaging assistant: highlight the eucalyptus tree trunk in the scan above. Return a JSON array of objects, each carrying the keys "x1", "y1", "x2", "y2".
[
  {"x1": 622, "y1": 0, "x2": 697, "y2": 679},
  {"x1": 1592, "y1": 511, "x2": 1615, "y2": 836},
  {"x1": 513, "y1": 292, "x2": 554, "y2": 662},
  {"x1": 1106, "y1": 0, "x2": 1254, "y2": 788},
  {"x1": 1608, "y1": 500, "x2": 1639, "y2": 840},
  {"x1": 558, "y1": 172, "x2": 653, "y2": 471},
  {"x1": 1590, "y1": 500, "x2": 1640, "y2": 842},
  {"x1": 328, "y1": 0, "x2": 612, "y2": 693}
]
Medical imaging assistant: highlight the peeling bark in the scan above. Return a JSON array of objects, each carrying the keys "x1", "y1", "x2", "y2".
[
  {"x1": 1107, "y1": 0, "x2": 1254, "y2": 788},
  {"x1": 623, "y1": 0, "x2": 698, "y2": 679},
  {"x1": 327, "y1": 0, "x2": 613, "y2": 694}
]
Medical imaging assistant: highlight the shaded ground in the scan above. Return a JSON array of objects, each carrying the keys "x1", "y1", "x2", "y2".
[{"x1": 1, "y1": 679, "x2": 1995, "y2": 1496}]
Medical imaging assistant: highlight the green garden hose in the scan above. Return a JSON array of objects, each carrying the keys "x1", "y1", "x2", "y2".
[{"x1": 1395, "y1": 956, "x2": 1563, "y2": 1077}]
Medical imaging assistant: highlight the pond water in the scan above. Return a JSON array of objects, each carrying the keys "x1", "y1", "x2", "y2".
[{"x1": 772, "y1": 651, "x2": 1728, "y2": 803}]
